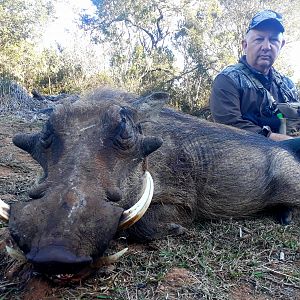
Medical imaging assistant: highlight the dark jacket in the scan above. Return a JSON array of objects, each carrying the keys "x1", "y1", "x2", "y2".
[{"x1": 209, "y1": 56, "x2": 299, "y2": 134}]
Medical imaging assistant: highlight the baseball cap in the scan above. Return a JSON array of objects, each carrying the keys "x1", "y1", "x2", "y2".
[{"x1": 247, "y1": 10, "x2": 284, "y2": 33}]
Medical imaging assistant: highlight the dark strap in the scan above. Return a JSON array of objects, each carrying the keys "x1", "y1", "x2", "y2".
[
  {"x1": 235, "y1": 63, "x2": 295, "y2": 102},
  {"x1": 235, "y1": 63, "x2": 265, "y2": 91},
  {"x1": 234, "y1": 63, "x2": 279, "y2": 116}
]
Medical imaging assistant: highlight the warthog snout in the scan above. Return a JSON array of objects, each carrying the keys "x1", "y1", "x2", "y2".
[{"x1": 26, "y1": 245, "x2": 93, "y2": 275}]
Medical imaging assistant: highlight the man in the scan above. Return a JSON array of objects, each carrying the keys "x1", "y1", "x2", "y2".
[{"x1": 210, "y1": 10, "x2": 299, "y2": 141}]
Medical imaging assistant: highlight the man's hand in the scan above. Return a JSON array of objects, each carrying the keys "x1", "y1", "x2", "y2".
[{"x1": 269, "y1": 132, "x2": 294, "y2": 141}]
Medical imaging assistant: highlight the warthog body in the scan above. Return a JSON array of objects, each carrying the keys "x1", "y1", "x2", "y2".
[{"x1": 7, "y1": 89, "x2": 300, "y2": 280}]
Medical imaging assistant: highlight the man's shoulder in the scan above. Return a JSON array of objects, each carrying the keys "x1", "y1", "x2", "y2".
[
  {"x1": 272, "y1": 68, "x2": 299, "y2": 102},
  {"x1": 220, "y1": 63, "x2": 246, "y2": 75},
  {"x1": 216, "y1": 63, "x2": 253, "y2": 88},
  {"x1": 273, "y1": 69, "x2": 296, "y2": 89}
]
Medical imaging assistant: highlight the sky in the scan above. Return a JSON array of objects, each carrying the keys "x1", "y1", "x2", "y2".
[
  {"x1": 288, "y1": 41, "x2": 300, "y2": 81},
  {"x1": 44, "y1": 0, "x2": 300, "y2": 82},
  {"x1": 42, "y1": 0, "x2": 96, "y2": 48}
]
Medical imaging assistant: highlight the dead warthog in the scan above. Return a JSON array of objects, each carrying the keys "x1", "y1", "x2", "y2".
[{"x1": 1, "y1": 88, "x2": 300, "y2": 282}]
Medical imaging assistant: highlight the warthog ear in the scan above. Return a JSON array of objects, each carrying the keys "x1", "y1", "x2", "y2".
[
  {"x1": 13, "y1": 133, "x2": 39, "y2": 154},
  {"x1": 141, "y1": 136, "x2": 163, "y2": 157},
  {"x1": 132, "y1": 92, "x2": 169, "y2": 119}
]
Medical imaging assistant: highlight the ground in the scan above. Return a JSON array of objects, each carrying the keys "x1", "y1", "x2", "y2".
[{"x1": 1, "y1": 113, "x2": 300, "y2": 299}]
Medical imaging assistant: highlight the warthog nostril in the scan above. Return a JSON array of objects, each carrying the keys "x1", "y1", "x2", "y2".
[{"x1": 26, "y1": 246, "x2": 92, "y2": 275}]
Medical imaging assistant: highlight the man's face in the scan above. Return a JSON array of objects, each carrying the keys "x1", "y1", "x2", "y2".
[{"x1": 242, "y1": 26, "x2": 285, "y2": 75}]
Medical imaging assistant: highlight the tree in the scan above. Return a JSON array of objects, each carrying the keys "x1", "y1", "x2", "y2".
[
  {"x1": 0, "y1": 0, "x2": 56, "y2": 87},
  {"x1": 0, "y1": 0, "x2": 298, "y2": 107},
  {"x1": 35, "y1": 39, "x2": 113, "y2": 94},
  {"x1": 82, "y1": 0, "x2": 178, "y2": 94},
  {"x1": 81, "y1": 0, "x2": 300, "y2": 114}
]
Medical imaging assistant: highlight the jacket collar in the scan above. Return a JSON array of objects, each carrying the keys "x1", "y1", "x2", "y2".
[{"x1": 239, "y1": 55, "x2": 274, "y2": 87}]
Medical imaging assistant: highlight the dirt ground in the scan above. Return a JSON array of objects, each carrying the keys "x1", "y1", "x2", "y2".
[{"x1": 1, "y1": 113, "x2": 300, "y2": 299}]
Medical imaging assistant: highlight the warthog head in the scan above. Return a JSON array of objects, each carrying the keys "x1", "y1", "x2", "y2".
[{"x1": 0, "y1": 89, "x2": 168, "y2": 282}]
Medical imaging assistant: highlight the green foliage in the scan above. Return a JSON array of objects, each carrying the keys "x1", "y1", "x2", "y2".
[
  {"x1": 34, "y1": 47, "x2": 114, "y2": 94},
  {"x1": 0, "y1": 0, "x2": 299, "y2": 105},
  {"x1": 82, "y1": 0, "x2": 178, "y2": 96},
  {"x1": 0, "y1": 0, "x2": 56, "y2": 88},
  {"x1": 0, "y1": 0, "x2": 53, "y2": 47},
  {"x1": 80, "y1": 0, "x2": 300, "y2": 113}
]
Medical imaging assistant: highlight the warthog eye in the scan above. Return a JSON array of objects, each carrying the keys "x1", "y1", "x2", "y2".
[
  {"x1": 118, "y1": 117, "x2": 132, "y2": 139},
  {"x1": 112, "y1": 108, "x2": 137, "y2": 150},
  {"x1": 40, "y1": 124, "x2": 54, "y2": 149},
  {"x1": 40, "y1": 132, "x2": 53, "y2": 148}
]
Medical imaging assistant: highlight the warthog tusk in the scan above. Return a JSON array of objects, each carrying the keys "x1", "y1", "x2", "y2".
[
  {"x1": 92, "y1": 247, "x2": 128, "y2": 268},
  {"x1": 0, "y1": 199, "x2": 9, "y2": 222},
  {"x1": 118, "y1": 171, "x2": 154, "y2": 230},
  {"x1": 5, "y1": 245, "x2": 26, "y2": 263}
]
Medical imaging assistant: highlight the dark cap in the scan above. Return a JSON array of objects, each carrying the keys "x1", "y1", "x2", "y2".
[{"x1": 247, "y1": 10, "x2": 284, "y2": 33}]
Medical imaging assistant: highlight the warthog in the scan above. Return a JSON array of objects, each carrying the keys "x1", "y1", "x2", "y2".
[{"x1": 1, "y1": 88, "x2": 300, "y2": 282}]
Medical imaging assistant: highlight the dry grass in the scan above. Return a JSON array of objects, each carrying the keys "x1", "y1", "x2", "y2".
[
  {"x1": 0, "y1": 80, "x2": 37, "y2": 115},
  {"x1": 0, "y1": 114, "x2": 300, "y2": 300}
]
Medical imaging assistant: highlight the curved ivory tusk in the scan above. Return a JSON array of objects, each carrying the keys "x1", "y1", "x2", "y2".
[
  {"x1": 0, "y1": 199, "x2": 9, "y2": 222},
  {"x1": 118, "y1": 171, "x2": 154, "y2": 230},
  {"x1": 92, "y1": 247, "x2": 128, "y2": 268}
]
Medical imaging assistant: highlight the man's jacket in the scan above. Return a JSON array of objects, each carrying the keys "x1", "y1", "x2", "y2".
[{"x1": 209, "y1": 56, "x2": 299, "y2": 134}]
